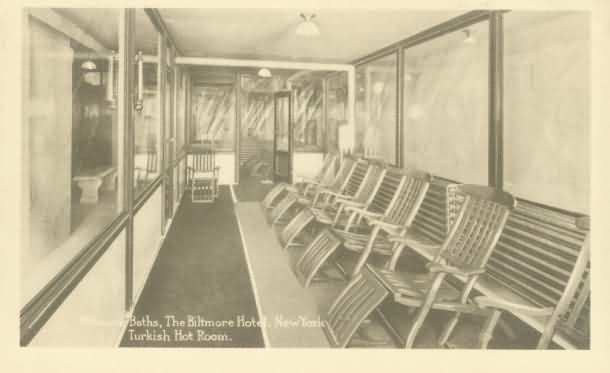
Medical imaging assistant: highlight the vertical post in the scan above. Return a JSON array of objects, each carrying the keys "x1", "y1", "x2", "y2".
[
  {"x1": 122, "y1": 8, "x2": 135, "y2": 311},
  {"x1": 396, "y1": 48, "x2": 404, "y2": 168},
  {"x1": 235, "y1": 72, "x2": 241, "y2": 185},
  {"x1": 344, "y1": 65, "x2": 356, "y2": 153},
  {"x1": 489, "y1": 12, "x2": 504, "y2": 189},
  {"x1": 159, "y1": 35, "x2": 166, "y2": 234},
  {"x1": 322, "y1": 78, "x2": 328, "y2": 153}
]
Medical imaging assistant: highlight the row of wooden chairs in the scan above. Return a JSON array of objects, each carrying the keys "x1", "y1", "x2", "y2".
[{"x1": 260, "y1": 154, "x2": 590, "y2": 349}]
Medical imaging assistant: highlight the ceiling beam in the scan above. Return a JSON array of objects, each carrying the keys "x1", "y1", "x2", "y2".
[
  {"x1": 175, "y1": 57, "x2": 352, "y2": 72},
  {"x1": 28, "y1": 8, "x2": 111, "y2": 53}
]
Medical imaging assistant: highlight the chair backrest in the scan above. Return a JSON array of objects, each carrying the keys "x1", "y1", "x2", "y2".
[
  {"x1": 382, "y1": 169, "x2": 432, "y2": 228},
  {"x1": 342, "y1": 159, "x2": 370, "y2": 197},
  {"x1": 192, "y1": 150, "x2": 216, "y2": 172},
  {"x1": 437, "y1": 185, "x2": 515, "y2": 271},
  {"x1": 409, "y1": 178, "x2": 453, "y2": 244},
  {"x1": 317, "y1": 154, "x2": 338, "y2": 186},
  {"x1": 328, "y1": 156, "x2": 357, "y2": 192},
  {"x1": 484, "y1": 199, "x2": 590, "y2": 348},
  {"x1": 350, "y1": 160, "x2": 386, "y2": 206},
  {"x1": 368, "y1": 166, "x2": 406, "y2": 214}
]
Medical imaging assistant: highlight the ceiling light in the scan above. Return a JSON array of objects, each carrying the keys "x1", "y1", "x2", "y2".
[
  {"x1": 462, "y1": 29, "x2": 476, "y2": 44},
  {"x1": 81, "y1": 60, "x2": 97, "y2": 71},
  {"x1": 296, "y1": 13, "x2": 320, "y2": 37},
  {"x1": 258, "y1": 68, "x2": 272, "y2": 78}
]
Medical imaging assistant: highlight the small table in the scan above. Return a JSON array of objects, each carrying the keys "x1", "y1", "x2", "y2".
[{"x1": 73, "y1": 166, "x2": 117, "y2": 204}]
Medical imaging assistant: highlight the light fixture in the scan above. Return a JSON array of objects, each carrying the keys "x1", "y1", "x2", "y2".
[
  {"x1": 296, "y1": 13, "x2": 320, "y2": 37},
  {"x1": 81, "y1": 59, "x2": 97, "y2": 71},
  {"x1": 462, "y1": 29, "x2": 476, "y2": 44},
  {"x1": 258, "y1": 68, "x2": 272, "y2": 78}
]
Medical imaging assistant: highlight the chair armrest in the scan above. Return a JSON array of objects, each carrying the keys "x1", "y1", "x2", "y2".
[
  {"x1": 474, "y1": 296, "x2": 554, "y2": 317},
  {"x1": 336, "y1": 199, "x2": 365, "y2": 209},
  {"x1": 322, "y1": 190, "x2": 353, "y2": 200},
  {"x1": 300, "y1": 177, "x2": 320, "y2": 185},
  {"x1": 427, "y1": 263, "x2": 485, "y2": 277},
  {"x1": 344, "y1": 206, "x2": 383, "y2": 220},
  {"x1": 370, "y1": 219, "x2": 402, "y2": 232}
]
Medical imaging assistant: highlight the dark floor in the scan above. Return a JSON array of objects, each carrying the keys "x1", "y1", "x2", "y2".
[
  {"x1": 120, "y1": 186, "x2": 265, "y2": 347},
  {"x1": 233, "y1": 168, "x2": 273, "y2": 202}
]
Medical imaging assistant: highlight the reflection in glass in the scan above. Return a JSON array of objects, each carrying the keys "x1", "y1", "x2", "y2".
[
  {"x1": 504, "y1": 12, "x2": 590, "y2": 213},
  {"x1": 355, "y1": 53, "x2": 397, "y2": 163},
  {"x1": 133, "y1": 9, "x2": 160, "y2": 196},
  {"x1": 326, "y1": 72, "x2": 347, "y2": 153},
  {"x1": 403, "y1": 21, "x2": 488, "y2": 184},
  {"x1": 275, "y1": 96, "x2": 290, "y2": 151},
  {"x1": 190, "y1": 85, "x2": 236, "y2": 150},
  {"x1": 293, "y1": 78, "x2": 323, "y2": 151},
  {"x1": 24, "y1": 8, "x2": 122, "y2": 303}
]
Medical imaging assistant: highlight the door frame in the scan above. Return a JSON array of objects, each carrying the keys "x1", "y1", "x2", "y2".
[{"x1": 272, "y1": 90, "x2": 293, "y2": 184}]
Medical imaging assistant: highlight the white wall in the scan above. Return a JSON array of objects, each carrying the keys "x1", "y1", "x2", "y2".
[
  {"x1": 293, "y1": 152, "x2": 324, "y2": 182},
  {"x1": 133, "y1": 187, "x2": 163, "y2": 294},
  {"x1": 187, "y1": 152, "x2": 235, "y2": 185},
  {"x1": 31, "y1": 231, "x2": 126, "y2": 346}
]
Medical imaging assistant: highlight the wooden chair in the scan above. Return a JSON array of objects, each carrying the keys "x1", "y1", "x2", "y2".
[
  {"x1": 322, "y1": 185, "x2": 515, "y2": 348},
  {"x1": 450, "y1": 201, "x2": 591, "y2": 349},
  {"x1": 293, "y1": 165, "x2": 410, "y2": 286},
  {"x1": 188, "y1": 150, "x2": 220, "y2": 203},
  {"x1": 279, "y1": 160, "x2": 386, "y2": 251},
  {"x1": 335, "y1": 169, "x2": 432, "y2": 279},
  {"x1": 266, "y1": 156, "x2": 358, "y2": 226},
  {"x1": 261, "y1": 153, "x2": 337, "y2": 211}
]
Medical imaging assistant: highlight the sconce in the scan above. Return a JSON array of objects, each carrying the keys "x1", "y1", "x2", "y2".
[{"x1": 106, "y1": 51, "x2": 116, "y2": 108}]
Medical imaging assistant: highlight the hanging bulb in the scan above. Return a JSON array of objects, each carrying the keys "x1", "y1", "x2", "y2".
[
  {"x1": 296, "y1": 13, "x2": 320, "y2": 36},
  {"x1": 463, "y1": 29, "x2": 476, "y2": 44}
]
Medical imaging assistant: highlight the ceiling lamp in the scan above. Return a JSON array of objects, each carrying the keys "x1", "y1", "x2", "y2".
[
  {"x1": 81, "y1": 59, "x2": 97, "y2": 71},
  {"x1": 462, "y1": 29, "x2": 476, "y2": 44},
  {"x1": 296, "y1": 13, "x2": 320, "y2": 37},
  {"x1": 258, "y1": 68, "x2": 272, "y2": 78}
]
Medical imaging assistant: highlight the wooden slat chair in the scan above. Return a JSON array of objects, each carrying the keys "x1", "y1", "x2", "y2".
[
  {"x1": 266, "y1": 156, "x2": 358, "y2": 226},
  {"x1": 261, "y1": 153, "x2": 337, "y2": 211},
  {"x1": 336, "y1": 169, "x2": 432, "y2": 279},
  {"x1": 296, "y1": 167, "x2": 431, "y2": 287},
  {"x1": 322, "y1": 185, "x2": 515, "y2": 348},
  {"x1": 188, "y1": 150, "x2": 220, "y2": 203},
  {"x1": 280, "y1": 160, "x2": 386, "y2": 251},
  {"x1": 449, "y1": 201, "x2": 591, "y2": 349}
]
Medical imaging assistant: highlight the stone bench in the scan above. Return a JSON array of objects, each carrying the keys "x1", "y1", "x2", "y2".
[{"x1": 73, "y1": 166, "x2": 117, "y2": 204}]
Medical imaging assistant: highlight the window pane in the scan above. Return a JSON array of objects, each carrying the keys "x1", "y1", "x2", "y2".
[
  {"x1": 293, "y1": 78, "x2": 324, "y2": 152},
  {"x1": 133, "y1": 10, "x2": 160, "y2": 196},
  {"x1": 24, "y1": 8, "x2": 123, "y2": 302},
  {"x1": 191, "y1": 84, "x2": 236, "y2": 150},
  {"x1": 403, "y1": 21, "x2": 489, "y2": 184},
  {"x1": 504, "y1": 12, "x2": 590, "y2": 213},
  {"x1": 327, "y1": 72, "x2": 348, "y2": 153},
  {"x1": 355, "y1": 53, "x2": 397, "y2": 163}
]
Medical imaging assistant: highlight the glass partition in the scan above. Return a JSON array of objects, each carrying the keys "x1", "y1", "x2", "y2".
[
  {"x1": 504, "y1": 12, "x2": 590, "y2": 213},
  {"x1": 326, "y1": 72, "x2": 347, "y2": 153},
  {"x1": 23, "y1": 9, "x2": 123, "y2": 303},
  {"x1": 190, "y1": 84, "x2": 236, "y2": 150},
  {"x1": 133, "y1": 9, "x2": 160, "y2": 196},
  {"x1": 355, "y1": 53, "x2": 398, "y2": 163},
  {"x1": 292, "y1": 78, "x2": 324, "y2": 152},
  {"x1": 402, "y1": 21, "x2": 489, "y2": 184}
]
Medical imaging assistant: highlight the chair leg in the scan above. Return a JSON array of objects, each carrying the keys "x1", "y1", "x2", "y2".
[
  {"x1": 438, "y1": 312, "x2": 462, "y2": 347},
  {"x1": 478, "y1": 309, "x2": 502, "y2": 349},
  {"x1": 350, "y1": 226, "x2": 380, "y2": 279},
  {"x1": 403, "y1": 273, "x2": 446, "y2": 348}
]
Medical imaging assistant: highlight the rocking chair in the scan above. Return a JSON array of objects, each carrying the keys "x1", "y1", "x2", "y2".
[{"x1": 188, "y1": 150, "x2": 220, "y2": 203}]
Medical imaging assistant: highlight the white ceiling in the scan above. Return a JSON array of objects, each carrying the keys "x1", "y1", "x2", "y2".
[{"x1": 160, "y1": 9, "x2": 462, "y2": 63}]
